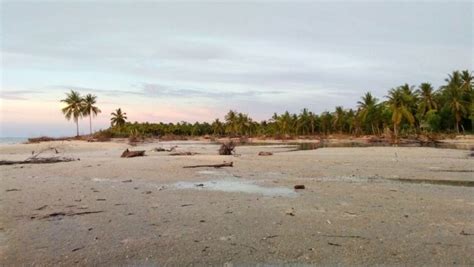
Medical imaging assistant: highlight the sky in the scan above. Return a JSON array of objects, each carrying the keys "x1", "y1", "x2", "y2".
[{"x1": 0, "y1": 0, "x2": 473, "y2": 137}]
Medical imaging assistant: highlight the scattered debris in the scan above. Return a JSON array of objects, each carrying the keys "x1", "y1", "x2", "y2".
[
  {"x1": 0, "y1": 157, "x2": 77, "y2": 165},
  {"x1": 219, "y1": 141, "x2": 236, "y2": 155},
  {"x1": 122, "y1": 179, "x2": 133, "y2": 183},
  {"x1": 35, "y1": 205, "x2": 48, "y2": 210},
  {"x1": 71, "y1": 246, "x2": 84, "y2": 252},
  {"x1": 195, "y1": 183, "x2": 205, "y2": 187},
  {"x1": 326, "y1": 220, "x2": 332, "y2": 224},
  {"x1": 40, "y1": 210, "x2": 104, "y2": 220},
  {"x1": 286, "y1": 208, "x2": 295, "y2": 216},
  {"x1": 262, "y1": 235, "x2": 278, "y2": 240},
  {"x1": 6, "y1": 188, "x2": 20, "y2": 192},
  {"x1": 96, "y1": 198, "x2": 106, "y2": 201},
  {"x1": 294, "y1": 185, "x2": 305, "y2": 189},
  {"x1": 320, "y1": 234, "x2": 367, "y2": 240},
  {"x1": 460, "y1": 230, "x2": 474, "y2": 236},
  {"x1": 153, "y1": 146, "x2": 177, "y2": 152},
  {"x1": 121, "y1": 149, "x2": 145, "y2": 158},
  {"x1": 180, "y1": 204, "x2": 193, "y2": 207},
  {"x1": 183, "y1": 162, "x2": 233, "y2": 168},
  {"x1": 258, "y1": 151, "x2": 273, "y2": 156},
  {"x1": 328, "y1": 242, "x2": 341, "y2": 246},
  {"x1": 169, "y1": 152, "x2": 198, "y2": 156},
  {"x1": 144, "y1": 191, "x2": 152, "y2": 194}
]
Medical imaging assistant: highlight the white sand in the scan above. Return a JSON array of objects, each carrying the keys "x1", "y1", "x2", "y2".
[{"x1": 0, "y1": 140, "x2": 473, "y2": 265}]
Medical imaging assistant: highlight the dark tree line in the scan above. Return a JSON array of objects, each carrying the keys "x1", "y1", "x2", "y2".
[{"x1": 68, "y1": 70, "x2": 472, "y2": 139}]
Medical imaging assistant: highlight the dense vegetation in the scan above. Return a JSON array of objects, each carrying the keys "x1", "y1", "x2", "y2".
[{"x1": 63, "y1": 70, "x2": 473, "y2": 140}]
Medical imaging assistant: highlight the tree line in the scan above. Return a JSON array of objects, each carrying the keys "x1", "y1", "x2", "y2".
[{"x1": 61, "y1": 70, "x2": 473, "y2": 139}]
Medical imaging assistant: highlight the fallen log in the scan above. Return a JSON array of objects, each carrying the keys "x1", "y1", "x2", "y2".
[
  {"x1": 0, "y1": 157, "x2": 77, "y2": 165},
  {"x1": 121, "y1": 149, "x2": 145, "y2": 158},
  {"x1": 258, "y1": 151, "x2": 273, "y2": 156},
  {"x1": 183, "y1": 162, "x2": 233, "y2": 168}
]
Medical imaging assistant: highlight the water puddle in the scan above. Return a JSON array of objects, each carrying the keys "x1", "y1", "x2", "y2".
[
  {"x1": 238, "y1": 140, "x2": 471, "y2": 151},
  {"x1": 174, "y1": 178, "x2": 297, "y2": 197}
]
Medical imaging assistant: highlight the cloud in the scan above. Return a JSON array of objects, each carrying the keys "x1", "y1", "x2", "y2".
[
  {"x1": 0, "y1": 90, "x2": 44, "y2": 100},
  {"x1": 140, "y1": 83, "x2": 283, "y2": 99}
]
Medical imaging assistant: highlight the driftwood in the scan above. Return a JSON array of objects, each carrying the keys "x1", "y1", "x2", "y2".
[
  {"x1": 219, "y1": 141, "x2": 235, "y2": 155},
  {"x1": 0, "y1": 157, "x2": 77, "y2": 165},
  {"x1": 183, "y1": 162, "x2": 233, "y2": 168},
  {"x1": 169, "y1": 152, "x2": 198, "y2": 156},
  {"x1": 258, "y1": 151, "x2": 273, "y2": 156},
  {"x1": 153, "y1": 146, "x2": 177, "y2": 152},
  {"x1": 121, "y1": 149, "x2": 145, "y2": 158}
]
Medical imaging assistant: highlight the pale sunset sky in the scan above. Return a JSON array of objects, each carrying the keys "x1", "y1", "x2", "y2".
[{"x1": 1, "y1": 1, "x2": 472, "y2": 137}]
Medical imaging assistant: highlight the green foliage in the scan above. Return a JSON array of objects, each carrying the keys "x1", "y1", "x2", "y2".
[{"x1": 64, "y1": 69, "x2": 474, "y2": 138}]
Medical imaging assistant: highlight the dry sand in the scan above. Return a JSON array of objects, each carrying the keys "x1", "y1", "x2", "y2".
[{"x1": 0, "y1": 140, "x2": 473, "y2": 265}]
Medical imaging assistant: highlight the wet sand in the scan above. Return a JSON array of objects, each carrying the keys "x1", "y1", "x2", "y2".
[{"x1": 1, "y1": 140, "x2": 473, "y2": 265}]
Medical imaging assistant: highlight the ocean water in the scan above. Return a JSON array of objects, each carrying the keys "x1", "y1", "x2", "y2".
[{"x1": 0, "y1": 137, "x2": 28, "y2": 144}]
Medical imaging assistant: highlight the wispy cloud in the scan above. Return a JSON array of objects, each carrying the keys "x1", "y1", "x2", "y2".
[{"x1": 0, "y1": 90, "x2": 44, "y2": 100}]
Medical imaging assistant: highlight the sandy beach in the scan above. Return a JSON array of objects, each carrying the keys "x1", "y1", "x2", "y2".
[{"x1": 0, "y1": 140, "x2": 473, "y2": 265}]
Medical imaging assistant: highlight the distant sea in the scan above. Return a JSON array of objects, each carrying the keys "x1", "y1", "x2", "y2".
[{"x1": 0, "y1": 137, "x2": 28, "y2": 144}]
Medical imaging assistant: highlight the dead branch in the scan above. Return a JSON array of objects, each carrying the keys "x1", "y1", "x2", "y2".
[
  {"x1": 0, "y1": 157, "x2": 77, "y2": 165},
  {"x1": 29, "y1": 147, "x2": 60, "y2": 160},
  {"x1": 121, "y1": 149, "x2": 146, "y2": 158},
  {"x1": 183, "y1": 162, "x2": 233, "y2": 168}
]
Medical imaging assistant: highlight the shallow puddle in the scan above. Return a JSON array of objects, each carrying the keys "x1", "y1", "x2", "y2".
[{"x1": 174, "y1": 178, "x2": 297, "y2": 197}]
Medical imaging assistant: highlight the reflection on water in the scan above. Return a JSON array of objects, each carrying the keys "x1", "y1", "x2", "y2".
[{"x1": 174, "y1": 178, "x2": 297, "y2": 197}]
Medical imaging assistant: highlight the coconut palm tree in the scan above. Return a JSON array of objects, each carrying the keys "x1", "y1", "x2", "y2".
[
  {"x1": 386, "y1": 87, "x2": 415, "y2": 140},
  {"x1": 416, "y1": 83, "x2": 437, "y2": 117},
  {"x1": 211, "y1": 119, "x2": 224, "y2": 136},
  {"x1": 444, "y1": 71, "x2": 469, "y2": 133},
  {"x1": 332, "y1": 106, "x2": 346, "y2": 133},
  {"x1": 297, "y1": 108, "x2": 311, "y2": 135},
  {"x1": 357, "y1": 92, "x2": 379, "y2": 133},
  {"x1": 460, "y1": 70, "x2": 473, "y2": 92},
  {"x1": 82, "y1": 94, "x2": 101, "y2": 135},
  {"x1": 110, "y1": 108, "x2": 127, "y2": 128},
  {"x1": 61, "y1": 90, "x2": 84, "y2": 137},
  {"x1": 224, "y1": 110, "x2": 238, "y2": 135}
]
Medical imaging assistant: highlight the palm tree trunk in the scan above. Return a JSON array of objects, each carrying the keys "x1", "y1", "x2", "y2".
[
  {"x1": 89, "y1": 115, "x2": 92, "y2": 135},
  {"x1": 394, "y1": 123, "x2": 398, "y2": 143},
  {"x1": 76, "y1": 120, "x2": 79, "y2": 137}
]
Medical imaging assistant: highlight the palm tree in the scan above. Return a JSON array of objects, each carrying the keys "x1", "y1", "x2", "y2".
[
  {"x1": 357, "y1": 92, "x2": 379, "y2": 134},
  {"x1": 111, "y1": 108, "x2": 127, "y2": 128},
  {"x1": 386, "y1": 87, "x2": 415, "y2": 141},
  {"x1": 332, "y1": 106, "x2": 345, "y2": 133},
  {"x1": 460, "y1": 70, "x2": 473, "y2": 92},
  {"x1": 276, "y1": 111, "x2": 293, "y2": 136},
  {"x1": 444, "y1": 71, "x2": 469, "y2": 133},
  {"x1": 211, "y1": 119, "x2": 224, "y2": 136},
  {"x1": 61, "y1": 90, "x2": 84, "y2": 136},
  {"x1": 297, "y1": 108, "x2": 311, "y2": 135},
  {"x1": 224, "y1": 110, "x2": 238, "y2": 135},
  {"x1": 416, "y1": 83, "x2": 437, "y2": 117},
  {"x1": 82, "y1": 94, "x2": 101, "y2": 135}
]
